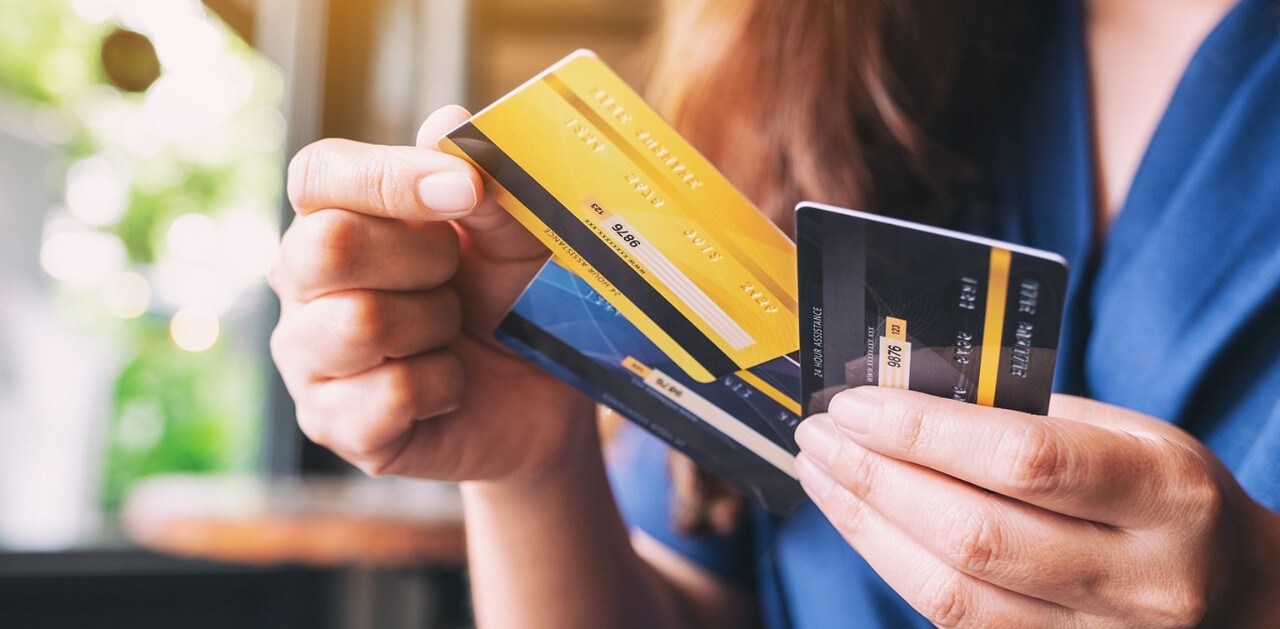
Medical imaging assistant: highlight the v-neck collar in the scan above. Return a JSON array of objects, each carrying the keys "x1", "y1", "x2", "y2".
[
  {"x1": 1091, "y1": 0, "x2": 1279, "y2": 286},
  {"x1": 1004, "y1": 0, "x2": 1280, "y2": 421},
  {"x1": 1081, "y1": 0, "x2": 1280, "y2": 423}
]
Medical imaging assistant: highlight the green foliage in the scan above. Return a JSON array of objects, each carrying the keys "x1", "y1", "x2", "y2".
[
  {"x1": 103, "y1": 321, "x2": 263, "y2": 510},
  {"x1": 0, "y1": 1, "x2": 284, "y2": 513},
  {"x1": 0, "y1": 1, "x2": 105, "y2": 103}
]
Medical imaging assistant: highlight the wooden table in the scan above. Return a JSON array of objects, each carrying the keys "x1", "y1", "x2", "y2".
[{"x1": 122, "y1": 475, "x2": 466, "y2": 568}]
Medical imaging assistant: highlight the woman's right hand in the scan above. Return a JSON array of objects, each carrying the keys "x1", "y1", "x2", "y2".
[{"x1": 269, "y1": 105, "x2": 596, "y2": 484}]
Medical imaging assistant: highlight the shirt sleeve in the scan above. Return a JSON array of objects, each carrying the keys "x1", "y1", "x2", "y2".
[{"x1": 606, "y1": 421, "x2": 756, "y2": 588}]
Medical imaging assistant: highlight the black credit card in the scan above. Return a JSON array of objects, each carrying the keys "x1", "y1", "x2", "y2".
[{"x1": 796, "y1": 202, "x2": 1069, "y2": 416}]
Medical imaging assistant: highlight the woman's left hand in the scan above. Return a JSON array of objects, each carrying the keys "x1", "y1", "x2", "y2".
[{"x1": 795, "y1": 388, "x2": 1280, "y2": 628}]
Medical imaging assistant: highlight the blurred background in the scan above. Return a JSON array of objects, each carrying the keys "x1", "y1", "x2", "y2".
[{"x1": 0, "y1": 1, "x2": 652, "y2": 627}]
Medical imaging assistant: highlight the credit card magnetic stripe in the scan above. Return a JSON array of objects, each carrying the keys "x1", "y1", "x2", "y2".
[
  {"x1": 448, "y1": 125, "x2": 739, "y2": 377},
  {"x1": 539, "y1": 72, "x2": 797, "y2": 314}
]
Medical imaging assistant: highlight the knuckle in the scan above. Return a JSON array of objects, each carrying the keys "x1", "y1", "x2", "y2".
[
  {"x1": 1154, "y1": 581, "x2": 1209, "y2": 628},
  {"x1": 1171, "y1": 597, "x2": 1210, "y2": 628},
  {"x1": 841, "y1": 448, "x2": 878, "y2": 498},
  {"x1": 1006, "y1": 424, "x2": 1072, "y2": 499},
  {"x1": 306, "y1": 210, "x2": 364, "y2": 282},
  {"x1": 918, "y1": 567, "x2": 971, "y2": 628},
  {"x1": 890, "y1": 397, "x2": 930, "y2": 456},
  {"x1": 826, "y1": 482, "x2": 874, "y2": 537},
  {"x1": 354, "y1": 457, "x2": 393, "y2": 478},
  {"x1": 1165, "y1": 444, "x2": 1224, "y2": 524},
  {"x1": 331, "y1": 291, "x2": 391, "y2": 352},
  {"x1": 407, "y1": 351, "x2": 465, "y2": 416},
  {"x1": 268, "y1": 321, "x2": 311, "y2": 394},
  {"x1": 343, "y1": 426, "x2": 390, "y2": 465},
  {"x1": 268, "y1": 321, "x2": 289, "y2": 365},
  {"x1": 942, "y1": 506, "x2": 1001, "y2": 576},
  {"x1": 341, "y1": 434, "x2": 397, "y2": 477},
  {"x1": 377, "y1": 360, "x2": 422, "y2": 421},
  {"x1": 266, "y1": 257, "x2": 288, "y2": 296},
  {"x1": 415, "y1": 221, "x2": 462, "y2": 282},
  {"x1": 338, "y1": 364, "x2": 431, "y2": 472}
]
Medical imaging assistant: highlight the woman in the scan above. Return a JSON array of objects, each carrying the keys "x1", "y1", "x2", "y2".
[{"x1": 269, "y1": 0, "x2": 1280, "y2": 626}]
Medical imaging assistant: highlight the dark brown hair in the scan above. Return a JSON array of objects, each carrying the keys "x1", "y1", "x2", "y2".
[{"x1": 647, "y1": 0, "x2": 1049, "y2": 535}]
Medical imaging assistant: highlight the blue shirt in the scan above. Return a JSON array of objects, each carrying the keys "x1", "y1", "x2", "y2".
[{"x1": 609, "y1": 1, "x2": 1280, "y2": 626}]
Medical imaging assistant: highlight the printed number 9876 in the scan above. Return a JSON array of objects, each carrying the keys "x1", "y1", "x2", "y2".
[
  {"x1": 611, "y1": 223, "x2": 642, "y2": 248},
  {"x1": 885, "y1": 343, "x2": 904, "y2": 369}
]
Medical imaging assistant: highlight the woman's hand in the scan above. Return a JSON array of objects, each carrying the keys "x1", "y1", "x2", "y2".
[
  {"x1": 794, "y1": 388, "x2": 1280, "y2": 627},
  {"x1": 270, "y1": 105, "x2": 595, "y2": 484}
]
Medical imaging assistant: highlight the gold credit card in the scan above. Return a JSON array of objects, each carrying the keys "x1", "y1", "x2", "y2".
[{"x1": 441, "y1": 50, "x2": 798, "y2": 383}]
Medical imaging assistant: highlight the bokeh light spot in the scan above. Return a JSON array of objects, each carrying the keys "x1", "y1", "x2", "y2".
[
  {"x1": 40, "y1": 230, "x2": 126, "y2": 286},
  {"x1": 65, "y1": 153, "x2": 130, "y2": 226},
  {"x1": 169, "y1": 307, "x2": 219, "y2": 352},
  {"x1": 166, "y1": 212, "x2": 217, "y2": 262},
  {"x1": 103, "y1": 271, "x2": 151, "y2": 319}
]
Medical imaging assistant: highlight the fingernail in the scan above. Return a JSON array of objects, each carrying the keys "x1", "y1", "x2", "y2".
[
  {"x1": 417, "y1": 171, "x2": 477, "y2": 215},
  {"x1": 795, "y1": 453, "x2": 835, "y2": 497},
  {"x1": 795, "y1": 415, "x2": 841, "y2": 468},
  {"x1": 830, "y1": 387, "x2": 880, "y2": 435}
]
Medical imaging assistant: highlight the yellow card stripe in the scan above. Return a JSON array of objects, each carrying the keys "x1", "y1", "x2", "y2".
[
  {"x1": 735, "y1": 370, "x2": 802, "y2": 416},
  {"x1": 976, "y1": 248, "x2": 1012, "y2": 406},
  {"x1": 540, "y1": 71, "x2": 798, "y2": 314}
]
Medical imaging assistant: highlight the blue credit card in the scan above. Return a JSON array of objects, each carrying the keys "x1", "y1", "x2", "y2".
[{"x1": 497, "y1": 260, "x2": 807, "y2": 515}]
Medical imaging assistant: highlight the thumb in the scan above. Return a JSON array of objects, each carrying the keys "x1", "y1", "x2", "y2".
[
  {"x1": 416, "y1": 104, "x2": 471, "y2": 148},
  {"x1": 417, "y1": 105, "x2": 548, "y2": 266},
  {"x1": 416, "y1": 105, "x2": 550, "y2": 334}
]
